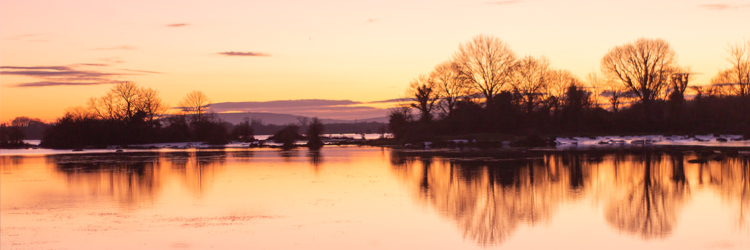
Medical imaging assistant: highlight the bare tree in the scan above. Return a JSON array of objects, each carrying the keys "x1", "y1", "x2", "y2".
[
  {"x1": 670, "y1": 67, "x2": 694, "y2": 96},
  {"x1": 546, "y1": 69, "x2": 580, "y2": 113},
  {"x1": 138, "y1": 87, "x2": 169, "y2": 122},
  {"x1": 406, "y1": 75, "x2": 438, "y2": 122},
  {"x1": 585, "y1": 72, "x2": 605, "y2": 108},
  {"x1": 65, "y1": 106, "x2": 95, "y2": 122},
  {"x1": 453, "y1": 35, "x2": 517, "y2": 108},
  {"x1": 602, "y1": 78, "x2": 629, "y2": 114},
  {"x1": 297, "y1": 117, "x2": 310, "y2": 127},
  {"x1": 179, "y1": 91, "x2": 212, "y2": 123},
  {"x1": 430, "y1": 60, "x2": 468, "y2": 116},
  {"x1": 601, "y1": 38, "x2": 677, "y2": 105},
  {"x1": 510, "y1": 55, "x2": 550, "y2": 114},
  {"x1": 87, "y1": 81, "x2": 169, "y2": 122},
  {"x1": 711, "y1": 39, "x2": 750, "y2": 97}
]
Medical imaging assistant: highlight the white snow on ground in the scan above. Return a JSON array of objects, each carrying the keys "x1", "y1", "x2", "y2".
[{"x1": 554, "y1": 134, "x2": 750, "y2": 148}]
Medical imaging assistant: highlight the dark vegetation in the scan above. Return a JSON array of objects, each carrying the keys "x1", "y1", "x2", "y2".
[
  {"x1": 7, "y1": 82, "x2": 332, "y2": 149},
  {"x1": 35, "y1": 85, "x2": 235, "y2": 149},
  {"x1": 1, "y1": 117, "x2": 50, "y2": 148},
  {"x1": 389, "y1": 36, "x2": 750, "y2": 145}
]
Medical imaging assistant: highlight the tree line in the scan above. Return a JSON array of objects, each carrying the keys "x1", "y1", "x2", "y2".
[
  {"x1": 34, "y1": 82, "x2": 333, "y2": 149},
  {"x1": 390, "y1": 35, "x2": 750, "y2": 142},
  {"x1": 39, "y1": 83, "x2": 237, "y2": 148}
]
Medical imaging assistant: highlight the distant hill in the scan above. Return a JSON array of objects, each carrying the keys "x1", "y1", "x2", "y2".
[{"x1": 214, "y1": 112, "x2": 387, "y2": 125}]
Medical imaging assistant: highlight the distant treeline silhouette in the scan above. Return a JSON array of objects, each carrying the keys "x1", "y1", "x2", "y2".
[
  {"x1": 15, "y1": 82, "x2": 351, "y2": 149},
  {"x1": 1, "y1": 117, "x2": 50, "y2": 148},
  {"x1": 389, "y1": 36, "x2": 750, "y2": 143},
  {"x1": 36, "y1": 84, "x2": 233, "y2": 148}
]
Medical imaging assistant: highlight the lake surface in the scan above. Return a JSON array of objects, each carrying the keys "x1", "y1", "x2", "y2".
[{"x1": 1, "y1": 147, "x2": 748, "y2": 249}]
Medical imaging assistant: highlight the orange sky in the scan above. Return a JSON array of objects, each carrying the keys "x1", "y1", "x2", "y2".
[{"x1": 2, "y1": 0, "x2": 749, "y2": 122}]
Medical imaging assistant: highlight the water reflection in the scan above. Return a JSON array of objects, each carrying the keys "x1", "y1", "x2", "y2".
[
  {"x1": 390, "y1": 152, "x2": 573, "y2": 245},
  {"x1": 229, "y1": 150, "x2": 255, "y2": 161},
  {"x1": 44, "y1": 151, "x2": 227, "y2": 205},
  {"x1": 390, "y1": 150, "x2": 750, "y2": 245},
  {"x1": 604, "y1": 152, "x2": 689, "y2": 239},
  {"x1": 49, "y1": 153, "x2": 163, "y2": 206},
  {"x1": 0, "y1": 155, "x2": 24, "y2": 171},
  {"x1": 308, "y1": 150, "x2": 323, "y2": 172},
  {"x1": 165, "y1": 151, "x2": 226, "y2": 196},
  {"x1": 700, "y1": 157, "x2": 750, "y2": 229}
]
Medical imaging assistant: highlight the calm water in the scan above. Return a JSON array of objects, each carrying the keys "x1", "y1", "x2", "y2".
[{"x1": 1, "y1": 147, "x2": 748, "y2": 249}]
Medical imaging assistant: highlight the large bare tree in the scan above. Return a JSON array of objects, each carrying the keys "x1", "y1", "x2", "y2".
[
  {"x1": 430, "y1": 60, "x2": 468, "y2": 116},
  {"x1": 510, "y1": 55, "x2": 550, "y2": 114},
  {"x1": 711, "y1": 39, "x2": 750, "y2": 97},
  {"x1": 88, "y1": 81, "x2": 169, "y2": 122},
  {"x1": 179, "y1": 90, "x2": 212, "y2": 123},
  {"x1": 453, "y1": 35, "x2": 517, "y2": 109},
  {"x1": 601, "y1": 38, "x2": 677, "y2": 105}
]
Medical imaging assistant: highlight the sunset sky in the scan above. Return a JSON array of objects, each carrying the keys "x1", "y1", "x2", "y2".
[{"x1": 1, "y1": 0, "x2": 749, "y2": 122}]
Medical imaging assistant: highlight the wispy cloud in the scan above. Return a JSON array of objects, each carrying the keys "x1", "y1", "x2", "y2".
[
  {"x1": 212, "y1": 100, "x2": 362, "y2": 111},
  {"x1": 75, "y1": 63, "x2": 109, "y2": 67},
  {"x1": 488, "y1": 1, "x2": 522, "y2": 5},
  {"x1": 100, "y1": 57, "x2": 125, "y2": 64},
  {"x1": 166, "y1": 23, "x2": 189, "y2": 27},
  {"x1": 210, "y1": 99, "x2": 388, "y2": 120},
  {"x1": 4, "y1": 34, "x2": 50, "y2": 42},
  {"x1": 700, "y1": 4, "x2": 750, "y2": 10},
  {"x1": 364, "y1": 18, "x2": 378, "y2": 23},
  {"x1": 92, "y1": 45, "x2": 137, "y2": 51},
  {"x1": 120, "y1": 69, "x2": 163, "y2": 74},
  {"x1": 12, "y1": 81, "x2": 126, "y2": 87},
  {"x1": 366, "y1": 98, "x2": 411, "y2": 104},
  {"x1": 1, "y1": 64, "x2": 158, "y2": 87},
  {"x1": 217, "y1": 51, "x2": 270, "y2": 57}
]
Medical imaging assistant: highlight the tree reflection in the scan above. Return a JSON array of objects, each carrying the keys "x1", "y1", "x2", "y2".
[
  {"x1": 307, "y1": 150, "x2": 323, "y2": 173},
  {"x1": 230, "y1": 150, "x2": 255, "y2": 161},
  {"x1": 390, "y1": 152, "x2": 583, "y2": 246},
  {"x1": 0, "y1": 155, "x2": 24, "y2": 171},
  {"x1": 604, "y1": 152, "x2": 690, "y2": 239},
  {"x1": 165, "y1": 151, "x2": 226, "y2": 196},
  {"x1": 48, "y1": 151, "x2": 227, "y2": 205},
  {"x1": 50, "y1": 153, "x2": 163, "y2": 207},
  {"x1": 699, "y1": 156, "x2": 750, "y2": 229},
  {"x1": 388, "y1": 150, "x2": 750, "y2": 245}
]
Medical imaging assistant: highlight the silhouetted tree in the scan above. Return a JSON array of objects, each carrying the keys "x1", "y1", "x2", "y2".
[
  {"x1": 272, "y1": 124, "x2": 302, "y2": 150},
  {"x1": 179, "y1": 90, "x2": 211, "y2": 123},
  {"x1": 306, "y1": 117, "x2": 325, "y2": 150},
  {"x1": 231, "y1": 117, "x2": 255, "y2": 142},
  {"x1": 511, "y1": 55, "x2": 550, "y2": 114},
  {"x1": 88, "y1": 81, "x2": 168, "y2": 123},
  {"x1": 453, "y1": 34, "x2": 517, "y2": 109},
  {"x1": 407, "y1": 75, "x2": 438, "y2": 123},
  {"x1": 387, "y1": 107, "x2": 413, "y2": 141},
  {"x1": 431, "y1": 60, "x2": 468, "y2": 116},
  {"x1": 0, "y1": 124, "x2": 25, "y2": 148},
  {"x1": 602, "y1": 38, "x2": 677, "y2": 105},
  {"x1": 560, "y1": 84, "x2": 592, "y2": 131},
  {"x1": 711, "y1": 39, "x2": 750, "y2": 98}
]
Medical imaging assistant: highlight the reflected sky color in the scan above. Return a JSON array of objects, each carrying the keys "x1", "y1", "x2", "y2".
[
  {"x1": 2, "y1": 0, "x2": 750, "y2": 121},
  {"x1": 1, "y1": 147, "x2": 749, "y2": 249}
]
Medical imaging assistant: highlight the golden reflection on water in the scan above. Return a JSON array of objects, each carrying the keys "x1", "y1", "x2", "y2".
[
  {"x1": 389, "y1": 150, "x2": 750, "y2": 246},
  {"x1": 1, "y1": 148, "x2": 748, "y2": 249}
]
